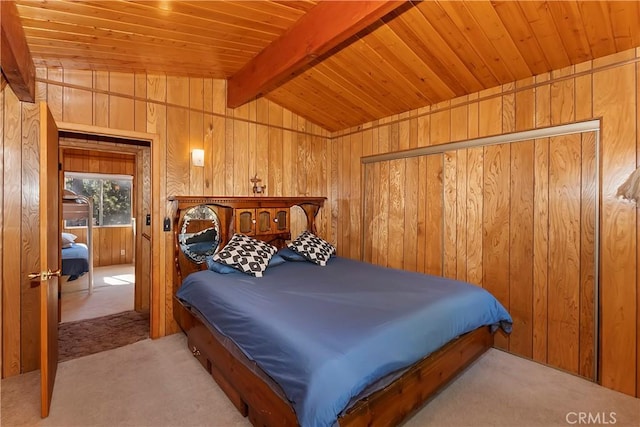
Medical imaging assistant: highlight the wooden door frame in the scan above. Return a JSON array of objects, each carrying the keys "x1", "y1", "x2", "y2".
[
  {"x1": 56, "y1": 122, "x2": 162, "y2": 338},
  {"x1": 60, "y1": 138, "x2": 148, "y2": 311}
]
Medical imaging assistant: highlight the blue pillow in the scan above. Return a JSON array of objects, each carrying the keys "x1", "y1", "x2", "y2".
[
  {"x1": 205, "y1": 256, "x2": 239, "y2": 274},
  {"x1": 206, "y1": 253, "x2": 286, "y2": 274},
  {"x1": 268, "y1": 253, "x2": 287, "y2": 268},
  {"x1": 277, "y1": 247, "x2": 307, "y2": 262}
]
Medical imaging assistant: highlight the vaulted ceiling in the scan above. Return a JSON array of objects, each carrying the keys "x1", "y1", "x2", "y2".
[{"x1": 13, "y1": 0, "x2": 640, "y2": 131}]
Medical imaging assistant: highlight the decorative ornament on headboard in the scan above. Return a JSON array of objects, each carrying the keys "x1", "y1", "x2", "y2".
[
  {"x1": 251, "y1": 174, "x2": 266, "y2": 195},
  {"x1": 617, "y1": 167, "x2": 640, "y2": 206}
]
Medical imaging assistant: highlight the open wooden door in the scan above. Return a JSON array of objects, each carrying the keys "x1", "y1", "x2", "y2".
[{"x1": 29, "y1": 102, "x2": 60, "y2": 417}]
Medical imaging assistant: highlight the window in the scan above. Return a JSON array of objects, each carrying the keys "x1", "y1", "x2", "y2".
[{"x1": 64, "y1": 172, "x2": 133, "y2": 227}]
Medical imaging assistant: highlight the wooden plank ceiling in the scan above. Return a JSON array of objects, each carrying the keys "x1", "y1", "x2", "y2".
[{"x1": 15, "y1": 0, "x2": 640, "y2": 131}]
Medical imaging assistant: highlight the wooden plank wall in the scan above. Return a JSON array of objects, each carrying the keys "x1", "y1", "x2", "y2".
[
  {"x1": 331, "y1": 49, "x2": 639, "y2": 397},
  {"x1": 63, "y1": 148, "x2": 135, "y2": 176},
  {"x1": 61, "y1": 226, "x2": 134, "y2": 267},
  {"x1": 1, "y1": 69, "x2": 330, "y2": 376},
  {"x1": 362, "y1": 133, "x2": 597, "y2": 380},
  {"x1": 1, "y1": 85, "x2": 42, "y2": 375}
]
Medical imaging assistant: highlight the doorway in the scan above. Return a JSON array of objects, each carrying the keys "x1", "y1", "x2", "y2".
[{"x1": 58, "y1": 131, "x2": 152, "y2": 359}]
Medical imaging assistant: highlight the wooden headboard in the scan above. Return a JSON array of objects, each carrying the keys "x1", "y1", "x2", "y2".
[{"x1": 169, "y1": 196, "x2": 326, "y2": 295}]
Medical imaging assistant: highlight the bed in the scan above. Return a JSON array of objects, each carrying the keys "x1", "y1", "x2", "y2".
[
  {"x1": 61, "y1": 242, "x2": 90, "y2": 281},
  {"x1": 62, "y1": 190, "x2": 94, "y2": 292},
  {"x1": 170, "y1": 196, "x2": 512, "y2": 427}
]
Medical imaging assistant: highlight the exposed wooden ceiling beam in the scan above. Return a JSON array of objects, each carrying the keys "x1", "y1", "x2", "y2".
[
  {"x1": 1, "y1": 0, "x2": 35, "y2": 102},
  {"x1": 227, "y1": 0, "x2": 406, "y2": 108}
]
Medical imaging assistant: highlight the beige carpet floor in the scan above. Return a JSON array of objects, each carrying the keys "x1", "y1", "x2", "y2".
[
  {"x1": 1, "y1": 334, "x2": 638, "y2": 427},
  {"x1": 61, "y1": 264, "x2": 135, "y2": 323}
]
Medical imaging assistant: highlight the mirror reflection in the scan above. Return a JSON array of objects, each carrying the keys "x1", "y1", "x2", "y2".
[{"x1": 179, "y1": 205, "x2": 220, "y2": 263}]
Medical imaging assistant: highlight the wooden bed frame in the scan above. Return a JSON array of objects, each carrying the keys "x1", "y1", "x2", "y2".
[{"x1": 170, "y1": 196, "x2": 494, "y2": 427}]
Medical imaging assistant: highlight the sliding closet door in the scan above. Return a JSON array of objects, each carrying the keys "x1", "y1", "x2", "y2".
[{"x1": 362, "y1": 132, "x2": 597, "y2": 380}]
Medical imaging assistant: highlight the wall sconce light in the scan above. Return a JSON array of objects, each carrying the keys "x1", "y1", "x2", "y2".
[
  {"x1": 617, "y1": 167, "x2": 640, "y2": 206},
  {"x1": 191, "y1": 149, "x2": 205, "y2": 167}
]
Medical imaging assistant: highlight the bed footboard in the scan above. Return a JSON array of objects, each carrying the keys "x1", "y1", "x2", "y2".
[
  {"x1": 175, "y1": 298, "x2": 298, "y2": 426},
  {"x1": 175, "y1": 297, "x2": 494, "y2": 427},
  {"x1": 339, "y1": 326, "x2": 493, "y2": 427}
]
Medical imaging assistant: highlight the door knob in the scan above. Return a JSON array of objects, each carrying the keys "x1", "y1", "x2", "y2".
[
  {"x1": 28, "y1": 272, "x2": 44, "y2": 281},
  {"x1": 47, "y1": 269, "x2": 62, "y2": 279},
  {"x1": 28, "y1": 269, "x2": 61, "y2": 281}
]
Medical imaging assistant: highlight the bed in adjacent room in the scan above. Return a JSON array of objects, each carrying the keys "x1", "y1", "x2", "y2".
[
  {"x1": 61, "y1": 239, "x2": 89, "y2": 281},
  {"x1": 170, "y1": 196, "x2": 512, "y2": 427}
]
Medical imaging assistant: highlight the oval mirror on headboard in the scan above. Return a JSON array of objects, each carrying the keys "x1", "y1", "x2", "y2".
[{"x1": 179, "y1": 205, "x2": 220, "y2": 264}]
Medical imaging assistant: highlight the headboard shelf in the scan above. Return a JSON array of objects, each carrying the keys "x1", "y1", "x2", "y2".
[
  {"x1": 170, "y1": 196, "x2": 326, "y2": 297},
  {"x1": 168, "y1": 196, "x2": 326, "y2": 210}
]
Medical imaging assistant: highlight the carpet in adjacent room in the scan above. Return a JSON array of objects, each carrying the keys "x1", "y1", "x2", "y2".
[{"x1": 58, "y1": 310, "x2": 149, "y2": 362}]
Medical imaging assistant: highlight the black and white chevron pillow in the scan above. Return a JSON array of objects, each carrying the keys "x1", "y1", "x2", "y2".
[
  {"x1": 288, "y1": 230, "x2": 336, "y2": 266},
  {"x1": 213, "y1": 234, "x2": 277, "y2": 277}
]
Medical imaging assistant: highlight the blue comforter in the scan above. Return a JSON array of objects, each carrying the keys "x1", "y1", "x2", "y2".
[
  {"x1": 61, "y1": 243, "x2": 89, "y2": 280},
  {"x1": 177, "y1": 257, "x2": 512, "y2": 427}
]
